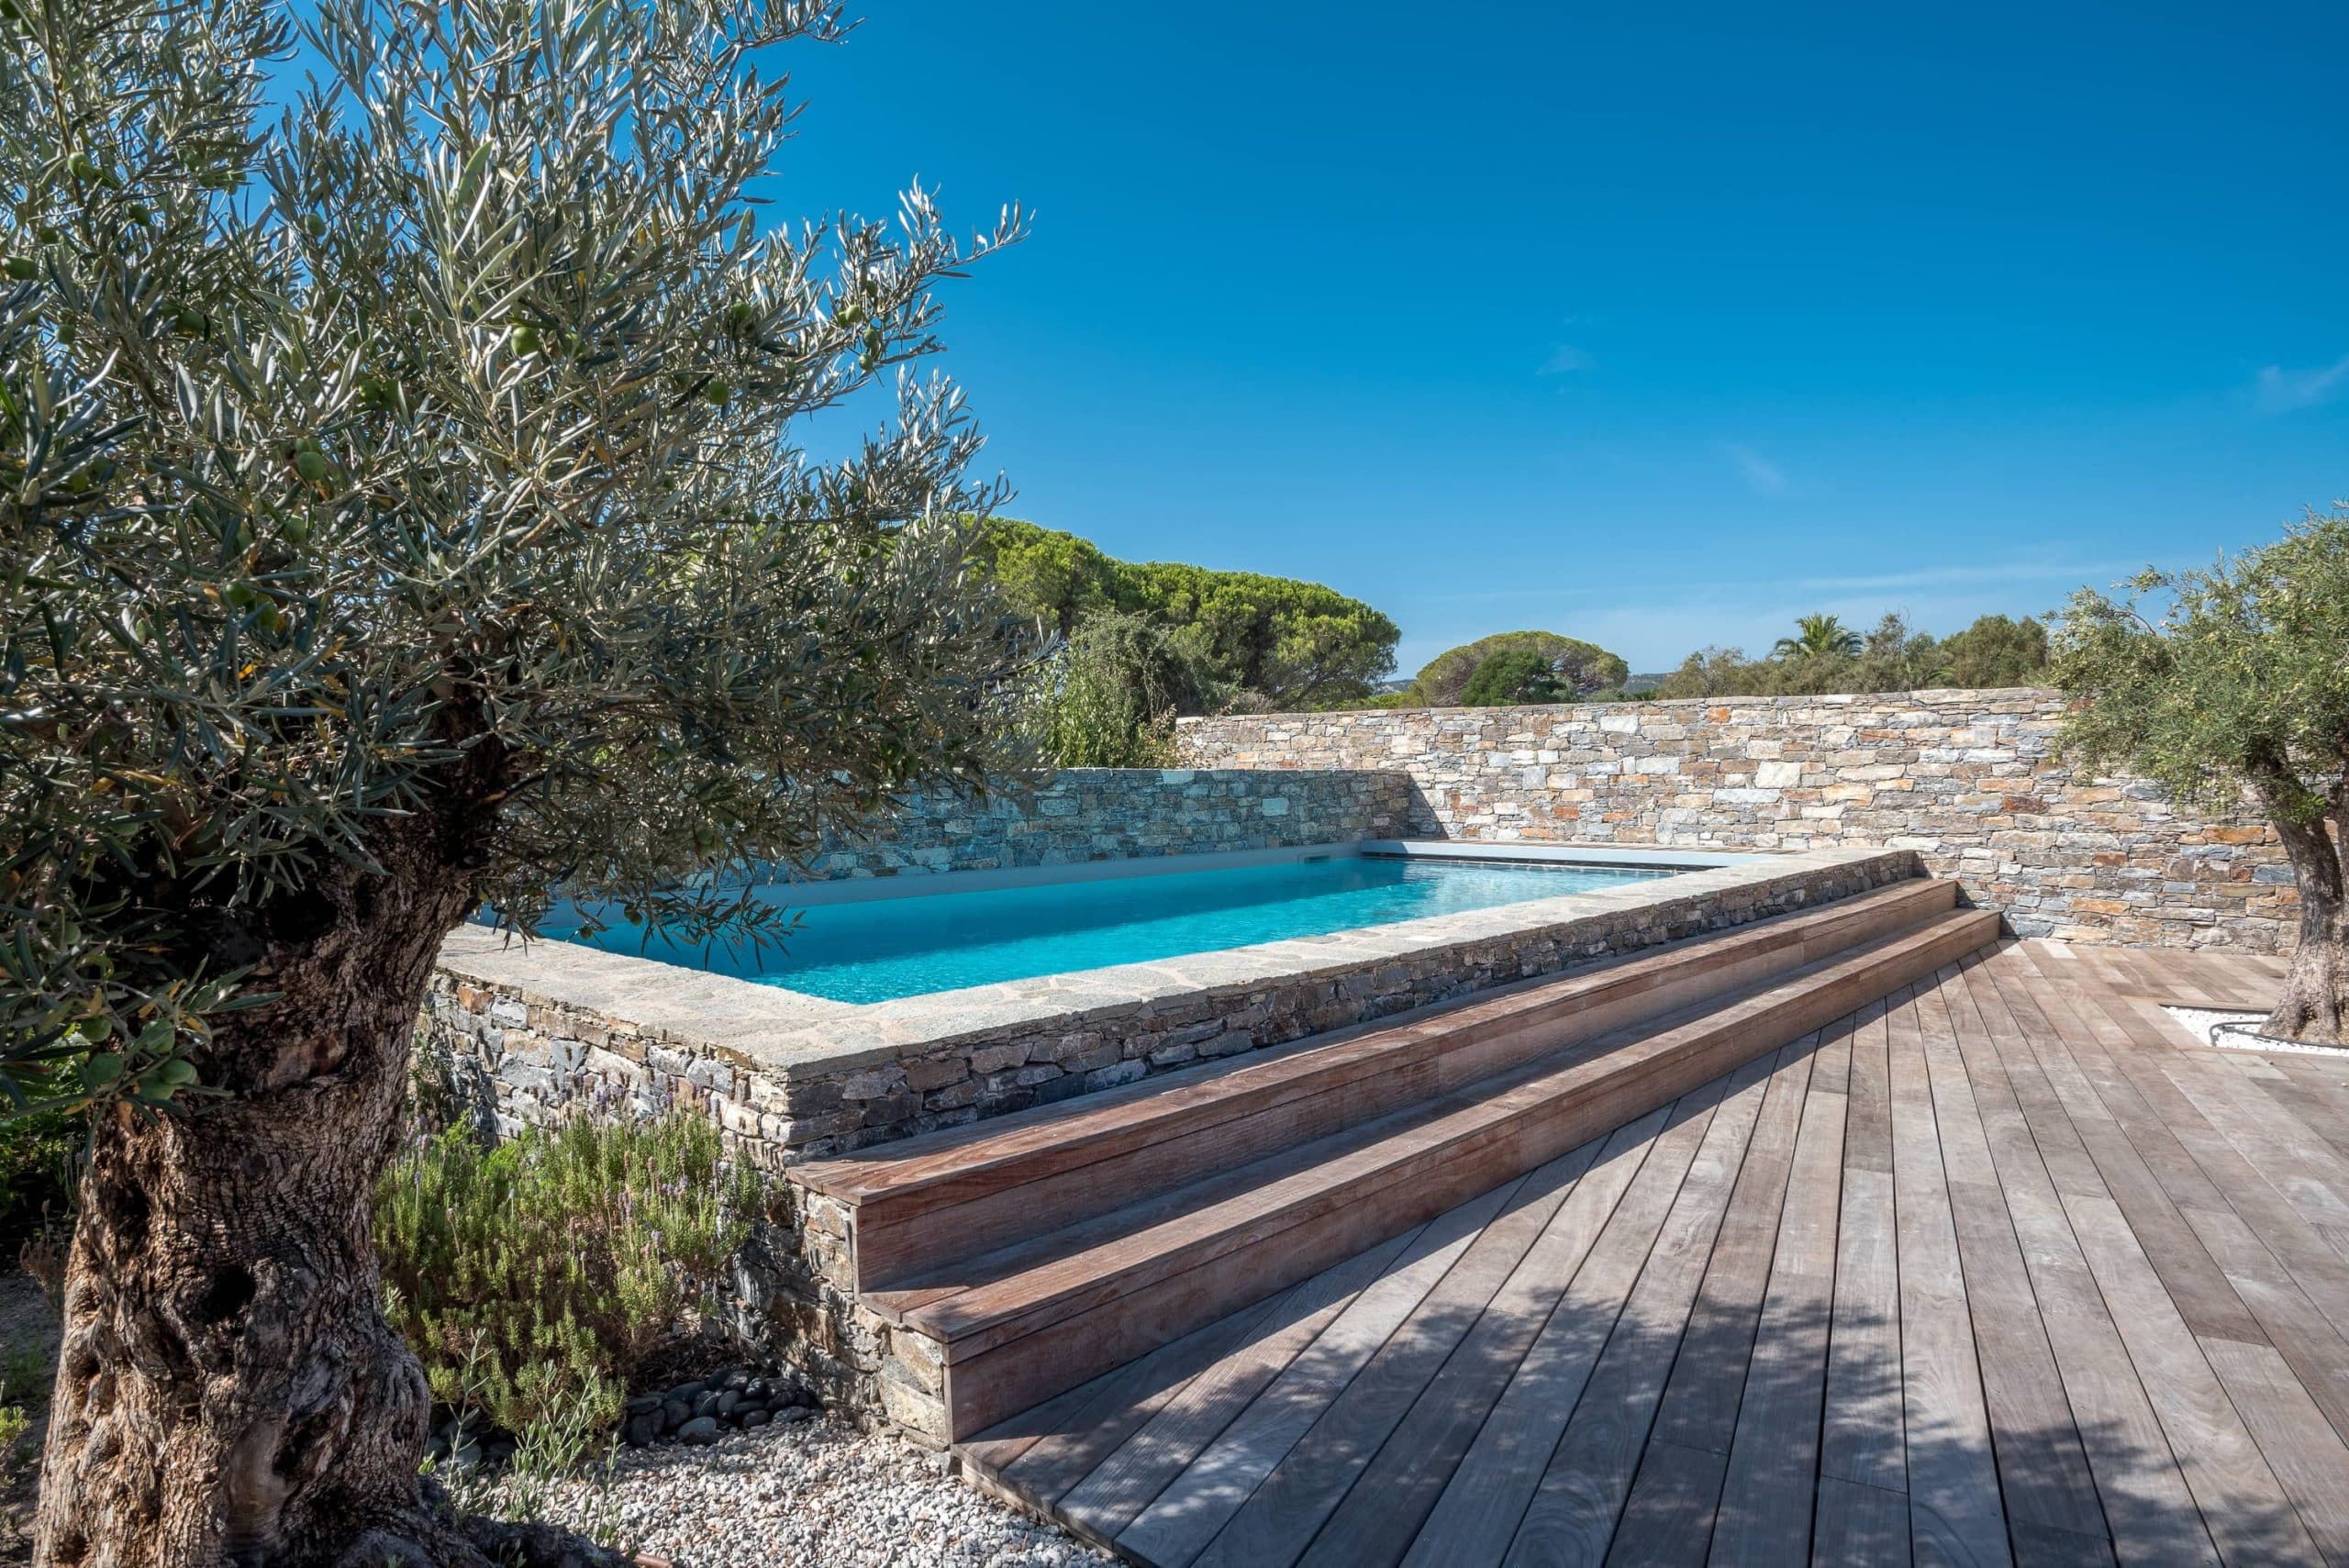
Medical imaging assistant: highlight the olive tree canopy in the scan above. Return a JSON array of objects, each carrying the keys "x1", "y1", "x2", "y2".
[
  {"x1": 1, "y1": 0, "x2": 1033, "y2": 1556},
  {"x1": 2054, "y1": 509, "x2": 2349, "y2": 1044}
]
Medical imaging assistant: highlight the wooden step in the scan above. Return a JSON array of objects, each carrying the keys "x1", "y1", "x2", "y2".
[
  {"x1": 799, "y1": 877, "x2": 1963, "y2": 1288},
  {"x1": 889, "y1": 905, "x2": 1999, "y2": 1437}
]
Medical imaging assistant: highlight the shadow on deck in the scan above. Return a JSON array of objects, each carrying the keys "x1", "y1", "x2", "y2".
[{"x1": 957, "y1": 940, "x2": 2349, "y2": 1568}]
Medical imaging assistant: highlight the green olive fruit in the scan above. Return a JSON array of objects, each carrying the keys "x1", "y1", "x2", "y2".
[
  {"x1": 35, "y1": 225, "x2": 59, "y2": 244},
  {"x1": 69, "y1": 151, "x2": 101, "y2": 181},
  {"x1": 3, "y1": 257, "x2": 33, "y2": 280},
  {"x1": 511, "y1": 324, "x2": 541, "y2": 355},
  {"x1": 705, "y1": 379, "x2": 731, "y2": 406},
  {"x1": 294, "y1": 450, "x2": 328, "y2": 483}
]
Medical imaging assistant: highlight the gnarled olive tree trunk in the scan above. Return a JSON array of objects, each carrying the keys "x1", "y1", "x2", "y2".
[
  {"x1": 31, "y1": 840, "x2": 513, "y2": 1568},
  {"x1": 2266, "y1": 807, "x2": 2349, "y2": 1045}
]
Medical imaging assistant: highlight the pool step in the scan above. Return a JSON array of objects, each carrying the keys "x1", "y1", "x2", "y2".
[
  {"x1": 798, "y1": 876, "x2": 1961, "y2": 1290},
  {"x1": 797, "y1": 891, "x2": 1998, "y2": 1439}
]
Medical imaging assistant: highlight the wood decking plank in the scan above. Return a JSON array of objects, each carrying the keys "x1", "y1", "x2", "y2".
[
  {"x1": 1498, "y1": 1047, "x2": 1786, "y2": 1568},
  {"x1": 1393, "y1": 1071, "x2": 1747, "y2": 1568},
  {"x1": 1604, "y1": 1439, "x2": 1728, "y2": 1568},
  {"x1": 1116, "y1": 1144, "x2": 1587, "y2": 1568},
  {"x1": 2060, "y1": 1190, "x2": 2323, "y2": 1566},
  {"x1": 2192, "y1": 1336, "x2": 2349, "y2": 1566},
  {"x1": 1652, "y1": 1037, "x2": 1817, "y2": 1449},
  {"x1": 2091, "y1": 995, "x2": 2349, "y2": 1243},
  {"x1": 2243, "y1": 1058, "x2": 2349, "y2": 1169},
  {"x1": 1061, "y1": 1175, "x2": 1531, "y2": 1548},
  {"x1": 1821, "y1": 989, "x2": 1905, "y2": 1496},
  {"x1": 1915, "y1": 969, "x2": 2111, "y2": 1555},
  {"x1": 1813, "y1": 1477, "x2": 1913, "y2": 1568},
  {"x1": 1883, "y1": 985, "x2": 2013, "y2": 1568},
  {"x1": 1243, "y1": 1149, "x2": 1591, "y2": 1568},
  {"x1": 993, "y1": 1224, "x2": 1424, "y2": 1504},
  {"x1": 1709, "y1": 1064, "x2": 1847, "y2": 1568},
  {"x1": 1810, "y1": 1012, "x2": 1857, "y2": 1096},
  {"x1": 1258, "y1": 1109, "x2": 1675, "y2": 1568},
  {"x1": 977, "y1": 1289, "x2": 1297, "y2": 1494},
  {"x1": 1843, "y1": 998, "x2": 1897, "y2": 1175},
  {"x1": 1948, "y1": 953, "x2": 2221, "y2": 1568},
  {"x1": 955, "y1": 929, "x2": 2324, "y2": 1568},
  {"x1": 1994, "y1": 951, "x2": 2272, "y2": 1348}
]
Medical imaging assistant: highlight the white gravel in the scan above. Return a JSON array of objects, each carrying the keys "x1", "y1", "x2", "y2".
[
  {"x1": 2165, "y1": 1006, "x2": 2349, "y2": 1058},
  {"x1": 522, "y1": 1414, "x2": 1113, "y2": 1568}
]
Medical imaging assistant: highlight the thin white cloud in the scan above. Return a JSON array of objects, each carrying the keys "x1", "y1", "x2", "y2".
[
  {"x1": 1789, "y1": 560, "x2": 2143, "y2": 593},
  {"x1": 2253, "y1": 352, "x2": 2349, "y2": 414},
  {"x1": 1721, "y1": 442, "x2": 1787, "y2": 495},
  {"x1": 1418, "y1": 557, "x2": 2148, "y2": 607},
  {"x1": 1537, "y1": 343, "x2": 1594, "y2": 375}
]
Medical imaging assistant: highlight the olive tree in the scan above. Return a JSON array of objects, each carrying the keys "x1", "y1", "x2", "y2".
[
  {"x1": 2054, "y1": 509, "x2": 2349, "y2": 1044},
  {"x1": 0, "y1": 0, "x2": 1033, "y2": 1559}
]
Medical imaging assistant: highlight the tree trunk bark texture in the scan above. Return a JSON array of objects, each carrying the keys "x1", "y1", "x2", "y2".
[
  {"x1": 2265, "y1": 807, "x2": 2349, "y2": 1045},
  {"x1": 31, "y1": 839, "x2": 495, "y2": 1568},
  {"x1": 2270, "y1": 892, "x2": 2349, "y2": 1044}
]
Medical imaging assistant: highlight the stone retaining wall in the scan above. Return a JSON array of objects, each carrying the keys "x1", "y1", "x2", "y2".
[
  {"x1": 1176, "y1": 689, "x2": 2297, "y2": 953},
  {"x1": 798, "y1": 766, "x2": 1412, "y2": 880}
]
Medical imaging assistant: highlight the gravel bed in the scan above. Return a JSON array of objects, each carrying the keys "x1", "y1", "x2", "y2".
[
  {"x1": 2166, "y1": 1006, "x2": 2349, "y2": 1058},
  {"x1": 521, "y1": 1413, "x2": 1112, "y2": 1568}
]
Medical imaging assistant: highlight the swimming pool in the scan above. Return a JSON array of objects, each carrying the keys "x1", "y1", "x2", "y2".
[{"x1": 547, "y1": 852, "x2": 1679, "y2": 1004}]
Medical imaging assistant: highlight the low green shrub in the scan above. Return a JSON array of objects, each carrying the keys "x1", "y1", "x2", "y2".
[
  {"x1": 1030, "y1": 610, "x2": 1205, "y2": 767},
  {"x1": 375, "y1": 1112, "x2": 758, "y2": 1438},
  {"x1": 0, "y1": 1335, "x2": 46, "y2": 1482},
  {"x1": 0, "y1": 1107, "x2": 82, "y2": 1249}
]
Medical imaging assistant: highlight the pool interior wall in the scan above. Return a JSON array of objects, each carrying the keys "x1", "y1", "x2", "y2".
[{"x1": 543, "y1": 841, "x2": 1751, "y2": 1005}]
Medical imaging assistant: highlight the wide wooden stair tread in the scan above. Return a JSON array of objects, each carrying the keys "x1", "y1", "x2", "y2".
[{"x1": 793, "y1": 874, "x2": 2000, "y2": 1439}]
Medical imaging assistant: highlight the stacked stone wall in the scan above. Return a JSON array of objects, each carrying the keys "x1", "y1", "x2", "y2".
[
  {"x1": 1177, "y1": 689, "x2": 2297, "y2": 953},
  {"x1": 799, "y1": 766, "x2": 1413, "y2": 880}
]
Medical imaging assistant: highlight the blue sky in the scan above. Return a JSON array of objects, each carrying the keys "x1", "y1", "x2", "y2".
[{"x1": 765, "y1": 1, "x2": 2349, "y2": 673}]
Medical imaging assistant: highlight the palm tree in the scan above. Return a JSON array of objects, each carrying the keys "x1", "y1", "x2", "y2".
[{"x1": 1774, "y1": 613, "x2": 1863, "y2": 660}]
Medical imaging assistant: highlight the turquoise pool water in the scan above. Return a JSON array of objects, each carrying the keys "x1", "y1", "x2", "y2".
[{"x1": 550, "y1": 854, "x2": 1675, "y2": 1005}]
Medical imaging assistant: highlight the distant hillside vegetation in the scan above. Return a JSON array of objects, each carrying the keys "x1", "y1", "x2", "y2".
[
  {"x1": 1653, "y1": 612, "x2": 2049, "y2": 699},
  {"x1": 1396, "y1": 631, "x2": 1632, "y2": 707}
]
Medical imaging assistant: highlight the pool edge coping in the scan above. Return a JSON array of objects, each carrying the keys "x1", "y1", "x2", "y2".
[{"x1": 433, "y1": 842, "x2": 1912, "y2": 1085}]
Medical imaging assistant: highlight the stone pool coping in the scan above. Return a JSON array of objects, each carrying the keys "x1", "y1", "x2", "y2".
[{"x1": 430, "y1": 842, "x2": 1920, "y2": 1162}]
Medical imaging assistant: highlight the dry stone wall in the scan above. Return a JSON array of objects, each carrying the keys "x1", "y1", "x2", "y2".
[
  {"x1": 1177, "y1": 689, "x2": 2297, "y2": 953},
  {"x1": 796, "y1": 766, "x2": 1413, "y2": 880}
]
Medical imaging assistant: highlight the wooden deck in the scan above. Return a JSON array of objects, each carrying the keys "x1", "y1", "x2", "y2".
[{"x1": 957, "y1": 939, "x2": 2349, "y2": 1568}]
